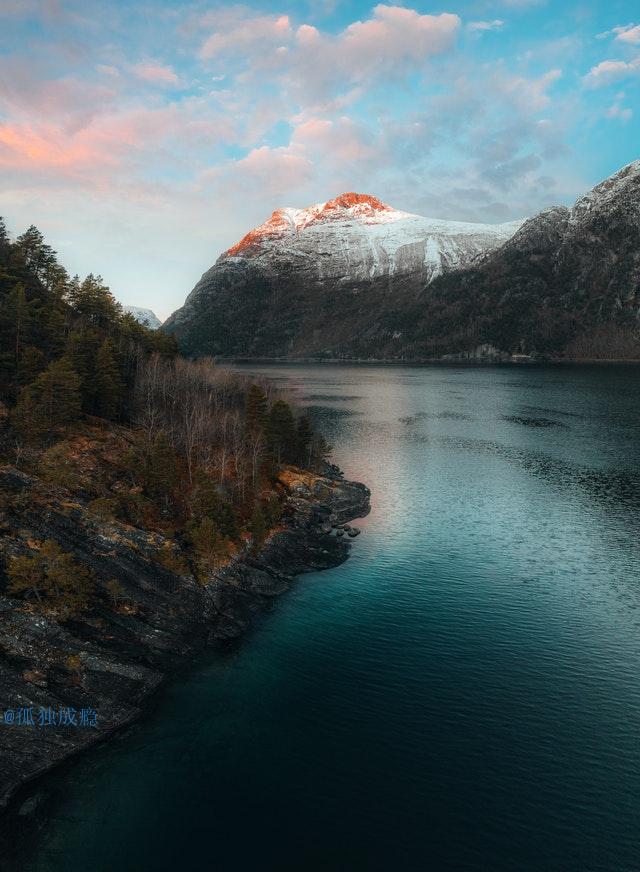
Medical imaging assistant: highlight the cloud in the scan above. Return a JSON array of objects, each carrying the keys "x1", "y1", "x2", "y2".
[
  {"x1": 606, "y1": 94, "x2": 633, "y2": 121},
  {"x1": 583, "y1": 57, "x2": 640, "y2": 87},
  {"x1": 199, "y1": 11, "x2": 292, "y2": 60},
  {"x1": 131, "y1": 62, "x2": 180, "y2": 87},
  {"x1": 291, "y1": 116, "x2": 376, "y2": 164},
  {"x1": 338, "y1": 6, "x2": 460, "y2": 75},
  {"x1": 199, "y1": 144, "x2": 312, "y2": 200},
  {"x1": 498, "y1": 68, "x2": 562, "y2": 111},
  {"x1": 468, "y1": 20, "x2": 505, "y2": 33},
  {"x1": 616, "y1": 24, "x2": 640, "y2": 45},
  {"x1": 197, "y1": 5, "x2": 460, "y2": 97},
  {"x1": 599, "y1": 24, "x2": 640, "y2": 45}
]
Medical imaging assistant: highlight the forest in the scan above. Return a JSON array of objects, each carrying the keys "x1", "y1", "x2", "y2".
[{"x1": 0, "y1": 217, "x2": 330, "y2": 619}]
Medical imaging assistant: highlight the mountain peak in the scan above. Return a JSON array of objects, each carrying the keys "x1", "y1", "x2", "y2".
[
  {"x1": 322, "y1": 192, "x2": 392, "y2": 212},
  {"x1": 226, "y1": 192, "x2": 403, "y2": 256}
]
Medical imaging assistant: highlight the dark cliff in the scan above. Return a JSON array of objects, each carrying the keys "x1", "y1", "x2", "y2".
[
  {"x1": 165, "y1": 162, "x2": 640, "y2": 361},
  {"x1": 0, "y1": 461, "x2": 370, "y2": 812}
]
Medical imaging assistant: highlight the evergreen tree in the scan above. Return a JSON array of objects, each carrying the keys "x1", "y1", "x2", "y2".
[
  {"x1": 14, "y1": 226, "x2": 58, "y2": 286},
  {"x1": 67, "y1": 274, "x2": 121, "y2": 327},
  {"x1": 192, "y1": 470, "x2": 238, "y2": 538},
  {"x1": 249, "y1": 503, "x2": 267, "y2": 551},
  {"x1": 266, "y1": 399, "x2": 297, "y2": 465},
  {"x1": 65, "y1": 328, "x2": 102, "y2": 413},
  {"x1": 188, "y1": 517, "x2": 229, "y2": 563},
  {"x1": 296, "y1": 415, "x2": 314, "y2": 467},
  {"x1": 95, "y1": 338, "x2": 124, "y2": 419},
  {"x1": 7, "y1": 540, "x2": 94, "y2": 619},
  {"x1": 144, "y1": 431, "x2": 178, "y2": 507},
  {"x1": 106, "y1": 579, "x2": 126, "y2": 609},
  {"x1": 311, "y1": 432, "x2": 333, "y2": 468},
  {"x1": 17, "y1": 345, "x2": 46, "y2": 389},
  {"x1": 245, "y1": 384, "x2": 268, "y2": 434},
  {"x1": 0, "y1": 216, "x2": 9, "y2": 250},
  {"x1": 13, "y1": 357, "x2": 82, "y2": 438}
]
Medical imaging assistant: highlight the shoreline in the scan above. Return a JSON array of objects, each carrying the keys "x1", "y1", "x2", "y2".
[
  {"x1": 219, "y1": 357, "x2": 640, "y2": 367},
  {"x1": 0, "y1": 464, "x2": 370, "y2": 821}
]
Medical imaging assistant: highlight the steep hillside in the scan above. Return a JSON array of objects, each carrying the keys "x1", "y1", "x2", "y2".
[
  {"x1": 163, "y1": 192, "x2": 520, "y2": 358},
  {"x1": 165, "y1": 164, "x2": 640, "y2": 361}
]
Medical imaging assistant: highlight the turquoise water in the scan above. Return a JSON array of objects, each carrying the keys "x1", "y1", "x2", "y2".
[{"x1": 11, "y1": 364, "x2": 640, "y2": 871}]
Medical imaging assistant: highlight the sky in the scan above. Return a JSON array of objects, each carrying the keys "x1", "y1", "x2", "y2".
[{"x1": 0, "y1": 0, "x2": 638, "y2": 319}]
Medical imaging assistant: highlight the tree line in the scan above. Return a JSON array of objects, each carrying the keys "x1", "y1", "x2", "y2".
[{"x1": 0, "y1": 217, "x2": 331, "y2": 619}]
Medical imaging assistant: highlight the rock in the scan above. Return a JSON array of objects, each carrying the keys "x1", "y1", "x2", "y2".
[
  {"x1": 22, "y1": 669, "x2": 47, "y2": 687},
  {"x1": 0, "y1": 461, "x2": 370, "y2": 812},
  {"x1": 18, "y1": 794, "x2": 41, "y2": 816},
  {"x1": 347, "y1": 527, "x2": 361, "y2": 537}
]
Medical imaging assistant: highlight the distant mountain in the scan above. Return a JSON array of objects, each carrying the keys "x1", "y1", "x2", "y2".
[
  {"x1": 163, "y1": 193, "x2": 521, "y2": 358},
  {"x1": 164, "y1": 163, "x2": 640, "y2": 360},
  {"x1": 124, "y1": 306, "x2": 161, "y2": 330},
  {"x1": 398, "y1": 160, "x2": 640, "y2": 360}
]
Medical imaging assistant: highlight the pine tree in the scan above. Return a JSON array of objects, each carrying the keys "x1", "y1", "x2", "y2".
[
  {"x1": 245, "y1": 384, "x2": 268, "y2": 435},
  {"x1": 65, "y1": 329, "x2": 101, "y2": 413},
  {"x1": 7, "y1": 540, "x2": 94, "y2": 620},
  {"x1": 188, "y1": 517, "x2": 229, "y2": 563},
  {"x1": 249, "y1": 503, "x2": 267, "y2": 551},
  {"x1": 192, "y1": 470, "x2": 238, "y2": 538},
  {"x1": 144, "y1": 431, "x2": 178, "y2": 507},
  {"x1": 311, "y1": 432, "x2": 333, "y2": 468},
  {"x1": 95, "y1": 338, "x2": 124, "y2": 419},
  {"x1": 17, "y1": 345, "x2": 46, "y2": 388},
  {"x1": 296, "y1": 415, "x2": 314, "y2": 467},
  {"x1": 266, "y1": 399, "x2": 297, "y2": 465},
  {"x1": 13, "y1": 357, "x2": 82, "y2": 438},
  {"x1": 67, "y1": 274, "x2": 121, "y2": 327},
  {"x1": 106, "y1": 579, "x2": 126, "y2": 609}
]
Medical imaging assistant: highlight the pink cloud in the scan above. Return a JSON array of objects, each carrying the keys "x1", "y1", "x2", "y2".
[
  {"x1": 200, "y1": 12, "x2": 292, "y2": 60},
  {"x1": 616, "y1": 25, "x2": 640, "y2": 45},
  {"x1": 0, "y1": 102, "x2": 233, "y2": 179},
  {"x1": 292, "y1": 117, "x2": 375, "y2": 163},
  {"x1": 198, "y1": 5, "x2": 460, "y2": 97},
  {"x1": 131, "y1": 62, "x2": 180, "y2": 87},
  {"x1": 340, "y1": 6, "x2": 460, "y2": 76},
  {"x1": 583, "y1": 57, "x2": 640, "y2": 88},
  {"x1": 0, "y1": 123, "x2": 106, "y2": 170}
]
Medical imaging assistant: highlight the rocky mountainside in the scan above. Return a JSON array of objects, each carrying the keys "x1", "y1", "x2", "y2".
[
  {"x1": 164, "y1": 163, "x2": 640, "y2": 360},
  {"x1": 395, "y1": 159, "x2": 640, "y2": 360},
  {"x1": 0, "y1": 447, "x2": 369, "y2": 815},
  {"x1": 123, "y1": 306, "x2": 161, "y2": 330},
  {"x1": 163, "y1": 192, "x2": 521, "y2": 358}
]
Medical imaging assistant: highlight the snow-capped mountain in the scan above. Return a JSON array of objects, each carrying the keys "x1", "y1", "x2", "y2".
[
  {"x1": 225, "y1": 192, "x2": 520, "y2": 283},
  {"x1": 124, "y1": 306, "x2": 161, "y2": 330},
  {"x1": 165, "y1": 165, "x2": 640, "y2": 360},
  {"x1": 164, "y1": 192, "x2": 521, "y2": 358},
  {"x1": 393, "y1": 159, "x2": 640, "y2": 359}
]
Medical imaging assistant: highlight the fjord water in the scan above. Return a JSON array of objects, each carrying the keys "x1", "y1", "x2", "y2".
[{"x1": 16, "y1": 365, "x2": 640, "y2": 872}]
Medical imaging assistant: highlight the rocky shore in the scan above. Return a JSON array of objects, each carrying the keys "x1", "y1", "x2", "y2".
[{"x1": 0, "y1": 462, "x2": 370, "y2": 815}]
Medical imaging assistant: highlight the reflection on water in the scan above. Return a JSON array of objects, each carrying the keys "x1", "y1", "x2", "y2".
[{"x1": 10, "y1": 364, "x2": 640, "y2": 872}]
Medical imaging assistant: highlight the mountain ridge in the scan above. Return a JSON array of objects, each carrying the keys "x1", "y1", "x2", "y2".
[{"x1": 164, "y1": 161, "x2": 640, "y2": 360}]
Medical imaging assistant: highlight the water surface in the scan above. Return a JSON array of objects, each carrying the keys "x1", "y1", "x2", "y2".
[{"x1": 11, "y1": 364, "x2": 640, "y2": 872}]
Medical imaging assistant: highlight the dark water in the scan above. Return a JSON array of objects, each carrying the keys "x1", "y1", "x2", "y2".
[{"x1": 11, "y1": 365, "x2": 640, "y2": 872}]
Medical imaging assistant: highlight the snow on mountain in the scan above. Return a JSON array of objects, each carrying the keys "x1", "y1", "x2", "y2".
[
  {"x1": 164, "y1": 191, "x2": 524, "y2": 359},
  {"x1": 124, "y1": 306, "x2": 161, "y2": 330},
  {"x1": 223, "y1": 192, "x2": 522, "y2": 284}
]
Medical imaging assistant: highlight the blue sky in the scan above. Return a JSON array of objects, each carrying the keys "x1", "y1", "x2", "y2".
[{"x1": 0, "y1": 0, "x2": 638, "y2": 317}]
